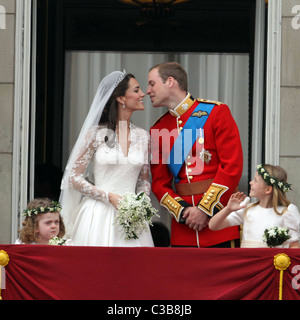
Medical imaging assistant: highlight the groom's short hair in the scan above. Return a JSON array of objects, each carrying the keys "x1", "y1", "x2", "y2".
[{"x1": 150, "y1": 62, "x2": 188, "y2": 92}]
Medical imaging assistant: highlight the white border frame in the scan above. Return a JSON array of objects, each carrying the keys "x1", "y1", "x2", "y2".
[
  {"x1": 11, "y1": 0, "x2": 33, "y2": 242},
  {"x1": 30, "y1": 0, "x2": 37, "y2": 202},
  {"x1": 251, "y1": 0, "x2": 266, "y2": 177},
  {"x1": 265, "y1": 0, "x2": 282, "y2": 165}
]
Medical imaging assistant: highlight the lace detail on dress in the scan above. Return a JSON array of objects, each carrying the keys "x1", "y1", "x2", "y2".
[
  {"x1": 68, "y1": 123, "x2": 151, "y2": 202},
  {"x1": 69, "y1": 125, "x2": 109, "y2": 203},
  {"x1": 135, "y1": 130, "x2": 151, "y2": 196},
  {"x1": 126, "y1": 123, "x2": 151, "y2": 196},
  {"x1": 136, "y1": 164, "x2": 151, "y2": 196}
]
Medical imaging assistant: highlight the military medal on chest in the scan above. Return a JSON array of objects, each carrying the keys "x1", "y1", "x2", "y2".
[{"x1": 200, "y1": 149, "x2": 212, "y2": 164}]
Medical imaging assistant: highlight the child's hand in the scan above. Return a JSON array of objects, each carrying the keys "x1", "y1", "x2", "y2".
[{"x1": 227, "y1": 192, "x2": 248, "y2": 212}]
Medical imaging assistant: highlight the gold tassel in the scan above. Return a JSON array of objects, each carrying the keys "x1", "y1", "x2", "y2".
[
  {"x1": 0, "y1": 250, "x2": 9, "y2": 301},
  {"x1": 273, "y1": 253, "x2": 291, "y2": 300}
]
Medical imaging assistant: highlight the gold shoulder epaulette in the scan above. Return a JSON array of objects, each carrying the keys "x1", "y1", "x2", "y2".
[
  {"x1": 197, "y1": 98, "x2": 223, "y2": 106},
  {"x1": 151, "y1": 110, "x2": 169, "y2": 127}
]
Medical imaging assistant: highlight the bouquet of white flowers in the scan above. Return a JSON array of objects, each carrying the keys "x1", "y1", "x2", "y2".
[
  {"x1": 49, "y1": 237, "x2": 67, "y2": 246},
  {"x1": 263, "y1": 227, "x2": 291, "y2": 247},
  {"x1": 115, "y1": 192, "x2": 159, "y2": 240}
]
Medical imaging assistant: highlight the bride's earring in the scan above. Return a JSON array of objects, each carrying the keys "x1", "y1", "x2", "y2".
[{"x1": 122, "y1": 103, "x2": 126, "y2": 109}]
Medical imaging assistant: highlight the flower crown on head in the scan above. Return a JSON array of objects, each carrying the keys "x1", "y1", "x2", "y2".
[
  {"x1": 23, "y1": 201, "x2": 62, "y2": 217},
  {"x1": 256, "y1": 164, "x2": 292, "y2": 192}
]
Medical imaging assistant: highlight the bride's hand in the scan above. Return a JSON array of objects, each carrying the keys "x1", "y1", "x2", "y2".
[{"x1": 109, "y1": 193, "x2": 122, "y2": 210}]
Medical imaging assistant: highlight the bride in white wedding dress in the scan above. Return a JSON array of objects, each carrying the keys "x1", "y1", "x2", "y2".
[{"x1": 59, "y1": 71, "x2": 154, "y2": 247}]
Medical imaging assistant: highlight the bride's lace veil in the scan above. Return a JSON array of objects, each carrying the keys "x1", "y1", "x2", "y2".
[{"x1": 59, "y1": 70, "x2": 126, "y2": 235}]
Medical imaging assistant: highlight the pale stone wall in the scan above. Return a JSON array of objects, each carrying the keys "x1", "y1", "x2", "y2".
[
  {"x1": 280, "y1": 0, "x2": 300, "y2": 208},
  {"x1": 0, "y1": 0, "x2": 15, "y2": 243}
]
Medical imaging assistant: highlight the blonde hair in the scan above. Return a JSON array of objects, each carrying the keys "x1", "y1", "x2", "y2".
[
  {"x1": 19, "y1": 198, "x2": 65, "y2": 244},
  {"x1": 246, "y1": 164, "x2": 291, "y2": 216}
]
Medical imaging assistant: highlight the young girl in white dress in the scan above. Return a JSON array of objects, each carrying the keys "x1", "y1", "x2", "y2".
[
  {"x1": 59, "y1": 71, "x2": 154, "y2": 247},
  {"x1": 209, "y1": 164, "x2": 300, "y2": 248},
  {"x1": 15, "y1": 198, "x2": 67, "y2": 245}
]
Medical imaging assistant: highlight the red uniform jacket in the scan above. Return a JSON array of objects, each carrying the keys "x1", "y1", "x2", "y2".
[{"x1": 150, "y1": 94, "x2": 243, "y2": 247}]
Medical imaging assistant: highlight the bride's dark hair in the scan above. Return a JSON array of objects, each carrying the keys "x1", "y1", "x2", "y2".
[
  {"x1": 99, "y1": 73, "x2": 135, "y2": 147},
  {"x1": 99, "y1": 73, "x2": 135, "y2": 131}
]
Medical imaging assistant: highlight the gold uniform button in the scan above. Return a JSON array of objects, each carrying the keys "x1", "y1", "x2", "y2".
[
  {"x1": 204, "y1": 200, "x2": 209, "y2": 204},
  {"x1": 178, "y1": 120, "x2": 183, "y2": 125},
  {"x1": 188, "y1": 176, "x2": 193, "y2": 180},
  {"x1": 187, "y1": 162, "x2": 191, "y2": 166}
]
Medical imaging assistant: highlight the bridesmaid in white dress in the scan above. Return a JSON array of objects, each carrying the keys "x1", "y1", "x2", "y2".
[
  {"x1": 209, "y1": 164, "x2": 300, "y2": 248},
  {"x1": 60, "y1": 71, "x2": 154, "y2": 247}
]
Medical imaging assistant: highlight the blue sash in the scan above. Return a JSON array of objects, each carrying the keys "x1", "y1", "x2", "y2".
[{"x1": 167, "y1": 102, "x2": 215, "y2": 182}]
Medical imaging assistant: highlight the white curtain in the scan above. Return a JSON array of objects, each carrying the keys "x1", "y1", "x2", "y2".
[{"x1": 63, "y1": 51, "x2": 249, "y2": 228}]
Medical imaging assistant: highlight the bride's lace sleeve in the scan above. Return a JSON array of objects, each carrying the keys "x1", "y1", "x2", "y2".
[
  {"x1": 69, "y1": 126, "x2": 109, "y2": 203},
  {"x1": 136, "y1": 131, "x2": 151, "y2": 196}
]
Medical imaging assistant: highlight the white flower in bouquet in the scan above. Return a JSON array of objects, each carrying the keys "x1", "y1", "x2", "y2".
[
  {"x1": 115, "y1": 192, "x2": 159, "y2": 240},
  {"x1": 263, "y1": 226, "x2": 291, "y2": 247}
]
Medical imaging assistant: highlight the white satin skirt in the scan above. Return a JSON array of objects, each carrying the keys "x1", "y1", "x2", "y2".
[{"x1": 71, "y1": 197, "x2": 154, "y2": 247}]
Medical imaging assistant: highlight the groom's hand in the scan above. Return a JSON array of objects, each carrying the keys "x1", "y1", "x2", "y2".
[{"x1": 182, "y1": 207, "x2": 210, "y2": 232}]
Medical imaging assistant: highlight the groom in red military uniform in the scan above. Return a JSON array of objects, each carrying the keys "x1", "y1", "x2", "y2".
[{"x1": 148, "y1": 62, "x2": 243, "y2": 247}]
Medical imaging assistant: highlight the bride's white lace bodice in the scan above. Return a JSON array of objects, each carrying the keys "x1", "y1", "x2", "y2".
[{"x1": 69, "y1": 123, "x2": 151, "y2": 203}]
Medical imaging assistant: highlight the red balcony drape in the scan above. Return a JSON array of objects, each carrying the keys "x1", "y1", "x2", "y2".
[{"x1": 1, "y1": 245, "x2": 300, "y2": 300}]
